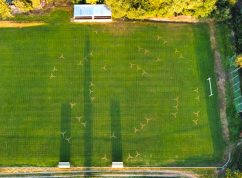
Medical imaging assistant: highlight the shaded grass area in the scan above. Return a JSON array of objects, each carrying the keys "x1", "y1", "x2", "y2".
[
  {"x1": 0, "y1": 21, "x2": 225, "y2": 166},
  {"x1": 60, "y1": 103, "x2": 71, "y2": 162},
  {"x1": 193, "y1": 24, "x2": 225, "y2": 162},
  {"x1": 110, "y1": 99, "x2": 123, "y2": 162},
  {"x1": 83, "y1": 34, "x2": 93, "y2": 167}
]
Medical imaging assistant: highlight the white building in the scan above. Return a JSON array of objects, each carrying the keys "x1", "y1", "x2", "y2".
[{"x1": 72, "y1": 4, "x2": 112, "y2": 23}]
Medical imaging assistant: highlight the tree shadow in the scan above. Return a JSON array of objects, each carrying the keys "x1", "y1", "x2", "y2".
[
  {"x1": 192, "y1": 25, "x2": 225, "y2": 161},
  {"x1": 110, "y1": 99, "x2": 123, "y2": 162},
  {"x1": 59, "y1": 103, "x2": 71, "y2": 162},
  {"x1": 83, "y1": 34, "x2": 93, "y2": 168}
]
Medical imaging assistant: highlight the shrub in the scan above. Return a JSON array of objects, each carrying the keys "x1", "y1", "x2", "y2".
[
  {"x1": 0, "y1": 0, "x2": 12, "y2": 19},
  {"x1": 13, "y1": 0, "x2": 33, "y2": 13}
]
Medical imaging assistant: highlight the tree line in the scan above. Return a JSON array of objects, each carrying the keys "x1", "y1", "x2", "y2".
[
  {"x1": 106, "y1": 0, "x2": 228, "y2": 19},
  {"x1": 0, "y1": 0, "x2": 238, "y2": 20}
]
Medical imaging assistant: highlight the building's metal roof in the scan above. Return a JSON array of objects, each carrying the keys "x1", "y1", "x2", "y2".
[{"x1": 74, "y1": 4, "x2": 112, "y2": 17}]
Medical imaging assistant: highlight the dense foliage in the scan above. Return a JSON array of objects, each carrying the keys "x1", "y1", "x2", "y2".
[
  {"x1": 13, "y1": 0, "x2": 32, "y2": 12},
  {"x1": 212, "y1": 0, "x2": 237, "y2": 20},
  {"x1": 236, "y1": 55, "x2": 242, "y2": 67},
  {"x1": 31, "y1": 0, "x2": 41, "y2": 8},
  {"x1": 232, "y1": 4, "x2": 242, "y2": 53},
  {"x1": 0, "y1": 0, "x2": 238, "y2": 20},
  {"x1": 225, "y1": 143, "x2": 242, "y2": 176},
  {"x1": 226, "y1": 169, "x2": 242, "y2": 178},
  {"x1": 0, "y1": 0, "x2": 12, "y2": 19},
  {"x1": 105, "y1": 0, "x2": 218, "y2": 19}
]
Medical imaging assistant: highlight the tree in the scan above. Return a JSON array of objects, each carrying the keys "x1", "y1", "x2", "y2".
[
  {"x1": 232, "y1": 2, "x2": 242, "y2": 53},
  {"x1": 0, "y1": 0, "x2": 12, "y2": 19},
  {"x1": 71, "y1": 0, "x2": 81, "y2": 4},
  {"x1": 31, "y1": 0, "x2": 41, "y2": 8},
  {"x1": 87, "y1": 0, "x2": 96, "y2": 4},
  {"x1": 13, "y1": 0, "x2": 32, "y2": 12},
  {"x1": 212, "y1": 0, "x2": 238, "y2": 20},
  {"x1": 236, "y1": 55, "x2": 242, "y2": 67},
  {"x1": 226, "y1": 169, "x2": 242, "y2": 178},
  {"x1": 105, "y1": 0, "x2": 218, "y2": 19},
  {"x1": 105, "y1": 0, "x2": 130, "y2": 18}
]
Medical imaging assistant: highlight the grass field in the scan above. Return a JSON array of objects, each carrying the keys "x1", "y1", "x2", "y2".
[{"x1": 0, "y1": 21, "x2": 225, "y2": 166}]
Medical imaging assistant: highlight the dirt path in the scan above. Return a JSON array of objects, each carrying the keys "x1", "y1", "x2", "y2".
[
  {"x1": 0, "y1": 167, "x2": 210, "y2": 177},
  {"x1": 209, "y1": 22, "x2": 230, "y2": 143},
  {"x1": 0, "y1": 21, "x2": 46, "y2": 28},
  {"x1": 147, "y1": 16, "x2": 198, "y2": 23}
]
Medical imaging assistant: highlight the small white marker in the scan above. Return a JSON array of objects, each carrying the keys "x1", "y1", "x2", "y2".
[{"x1": 207, "y1": 77, "x2": 213, "y2": 97}]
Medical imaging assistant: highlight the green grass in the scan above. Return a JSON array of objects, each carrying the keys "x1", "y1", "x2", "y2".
[
  {"x1": 12, "y1": 8, "x2": 72, "y2": 24},
  {"x1": 0, "y1": 21, "x2": 224, "y2": 166},
  {"x1": 215, "y1": 23, "x2": 234, "y2": 68}
]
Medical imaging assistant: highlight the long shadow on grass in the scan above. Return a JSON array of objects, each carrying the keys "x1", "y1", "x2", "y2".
[
  {"x1": 110, "y1": 99, "x2": 123, "y2": 162},
  {"x1": 83, "y1": 34, "x2": 93, "y2": 168},
  {"x1": 59, "y1": 103, "x2": 71, "y2": 162},
  {"x1": 193, "y1": 25, "x2": 225, "y2": 162}
]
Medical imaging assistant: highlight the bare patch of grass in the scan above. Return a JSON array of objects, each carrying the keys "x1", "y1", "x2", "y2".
[{"x1": 0, "y1": 21, "x2": 46, "y2": 28}]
